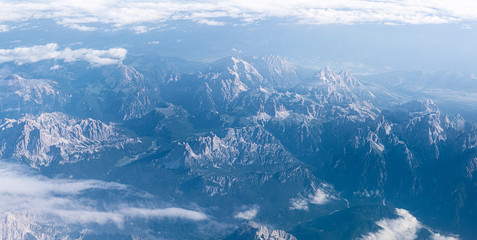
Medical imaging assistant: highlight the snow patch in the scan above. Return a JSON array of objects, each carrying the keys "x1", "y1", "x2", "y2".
[{"x1": 275, "y1": 105, "x2": 291, "y2": 119}]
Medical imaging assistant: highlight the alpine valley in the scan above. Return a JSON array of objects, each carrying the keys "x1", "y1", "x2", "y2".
[{"x1": 0, "y1": 55, "x2": 475, "y2": 240}]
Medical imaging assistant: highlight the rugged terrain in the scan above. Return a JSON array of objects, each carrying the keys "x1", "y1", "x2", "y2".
[{"x1": 0, "y1": 55, "x2": 475, "y2": 239}]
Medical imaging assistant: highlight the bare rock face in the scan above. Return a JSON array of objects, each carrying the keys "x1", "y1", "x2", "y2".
[
  {"x1": 0, "y1": 112, "x2": 136, "y2": 167},
  {"x1": 0, "y1": 213, "x2": 66, "y2": 240},
  {"x1": 0, "y1": 56, "x2": 474, "y2": 239},
  {"x1": 226, "y1": 222, "x2": 297, "y2": 240}
]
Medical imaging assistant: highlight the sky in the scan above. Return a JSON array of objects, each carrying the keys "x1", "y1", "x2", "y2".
[{"x1": 0, "y1": 0, "x2": 477, "y2": 73}]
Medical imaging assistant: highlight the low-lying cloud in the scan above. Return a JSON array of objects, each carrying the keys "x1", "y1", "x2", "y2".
[
  {"x1": 290, "y1": 186, "x2": 332, "y2": 211},
  {"x1": 360, "y1": 208, "x2": 422, "y2": 240},
  {"x1": 0, "y1": 1, "x2": 477, "y2": 33},
  {"x1": 0, "y1": 43, "x2": 127, "y2": 66},
  {"x1": 234, "y1": 206, "x2": 259, "y2": 220},
  {"x1": 360, "y1": 208, "x2": 460, "y2": 240},
  {"x1": 0, "y1": 162, "x2": 207, "y2": 228}
]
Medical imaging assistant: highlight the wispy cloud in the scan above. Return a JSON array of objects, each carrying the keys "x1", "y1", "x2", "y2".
[
  {"x1": 290, "y1": 198, "x2": 309, "y2": 211},
  {"x1": 360, "y1": 208, "x2": 460, "y2": 240},
  {"x1": 234, "y1": 206, "x2": 259, "y2": 220},
  {"x1": 309, "y1": 188, "x2": 330, "y2": 204},
  {"x1": 0, "y1": 162, "x2": 207, "y2": 228},
  {"x1": 1, "y1": 1, "x2": 477, "y2": 33},
  {"x1": 289, "y1": 186, "x2": 332, "y2": 211},
  {"x1": 360, "y1": 208, "x2": 422, "y2": 240},
  {"x1": 0, "y1": 24, "x2": 9, "y2": 32},
  {"x1": 0, "y1": 43, "x2": 127, "y2": 66}
]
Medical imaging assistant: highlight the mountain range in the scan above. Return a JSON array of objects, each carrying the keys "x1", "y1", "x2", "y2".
[{"x1": 0, "y1": 55, "x2": 475, "y2": 239}]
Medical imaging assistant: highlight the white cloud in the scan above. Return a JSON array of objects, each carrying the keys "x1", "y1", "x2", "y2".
[
  {"x1": 234, "y1": 206, "x2": 259, "y2": 220},
  {"x1": 0, "y1": 24, "x2": 9, "y2": 32},
  {"x1": 431, "y1": 233, "x2": 460, "y2": 240},
  {"x1": 0, "y1": 162, "x2": 207, "y2": 227},
  {"x1": 122, "y1": 207, "x2": 208, "y2": 221},
  {"x1": 289, "y1": 198, "x2": 309, "y2": 211},
  {"x1": 1, "y1": 1, "x2": 477, "y2": 33},
  {"x1": 63, "y1": 23, "x2": 97, "y2": 31},
  {"x1": 290, "y1": 186, "x2": 332, "y2": 211},
  {"x1": 231, "y1": 48, "x2": 242, "y2": 53},
  {"x1": 195, "y1": 19, "x2": 226, "y2": 26},
  {"x1": 360, "y1": 208, "x2": 421, "y2": 240},
  {"x1": 0, "y1": 43, "x2": 127, "y2": 66},
  {"x1": 309, "y1": 188, "x2": 330, "y2": 205},
  {"x1": 131, "y1": 25, "x2": 149, "y2": 34},
  {"x1": 50, "y1": 64, "x2": 60, "y2": 70},
  {"x1": 360, "y1": 208, "x2": 460, "y2": 240}
]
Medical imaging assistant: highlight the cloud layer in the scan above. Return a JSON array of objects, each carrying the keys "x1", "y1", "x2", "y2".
[
  {"x1": 0, "y1": 162, "x2": 207, "y2": 228},
  {"x1": 0, "y1": 43, "x2": 127, "y2": 66},
  {"x1": 0, "y1": 0, "x2": 477, "y2": 33}
]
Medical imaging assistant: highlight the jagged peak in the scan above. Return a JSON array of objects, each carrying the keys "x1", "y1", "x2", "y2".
[
  {"x1": 313, "y1": 67, "x2": 360, "y2": 88},
  {"x1": 6, "y1": 74, "x2": 58, "y2": 94},
  {"x1": 211, "y1": 56, "x2": 253, "y2": 70},
  {"x1": 209, "y1": 55, "x2": 302, "y2": 87},
  {"x1": 206, "y1": 56, "x2": 262, "y2": 80},
  {"x1": 7, "y1": 74, "x2": 54, "y2": 84},
  {"x1": 111, "y1": 63, "x2": 144, "y2": 83},
  {"x1": 0, "y1": 112, "x2": 135, "y2": 167},
  {"x1": 260, "y1": 55, "x2": 296, "y2": 72},
  {"x1": 251, "y1": 55, "x2": 299, "y2": 85},
  {"x1": 11, "y1": 73, "x2": 24, "y2": 80},
  {"x1": 401, "y1": 99, "x2": 440, "y2": 116}
]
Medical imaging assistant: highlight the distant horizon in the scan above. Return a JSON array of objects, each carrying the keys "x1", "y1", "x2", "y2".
[{"x1": 1, "y1": 1, "x2": 477, "y2": 75}]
